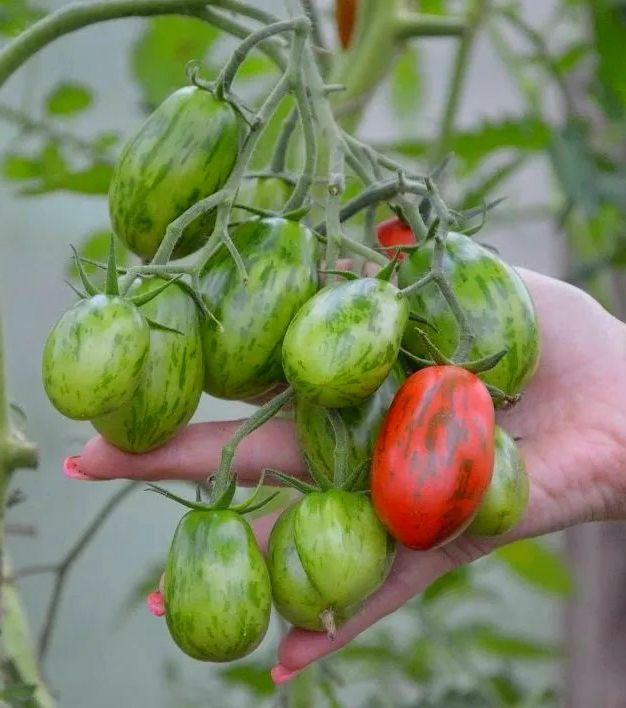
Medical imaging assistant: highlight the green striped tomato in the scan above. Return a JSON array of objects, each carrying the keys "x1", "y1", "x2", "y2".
[
  {"x1": 267, "y1": 491, "x2": 395, "y2": 633},
  {"x1": 42, "y1": 295, "x2": 149, "y2": 420},
  {"x1": 398, "y1": 232, "x2": 540, "y2": 398},
  {"x1": 200, "y1": 218, "x2": 318, "y2": 400},
  {"x1": 165, "y1": 509, "x2": 271, "y2": 662},
  {"x1": 109, "y1": 86, "x2": 239, "y2": 261},
  {"x1": 91, "y1": 278, "x2": 203, "y2": 452},
  {"x1": 282, "y1": 278, "x2": 409, "y2": 408}
]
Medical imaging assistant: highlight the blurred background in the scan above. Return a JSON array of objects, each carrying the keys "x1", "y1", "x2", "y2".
[{"x1": 1, "y1": 0, "x2": 624, "y2": 705}]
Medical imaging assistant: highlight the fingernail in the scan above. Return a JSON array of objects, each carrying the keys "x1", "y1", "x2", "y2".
[
  {"x1": 271, "y1": 665, "x2": 300, "y2": 685},
  {"x1": 63, "y1": 456, "x2": 97, "y2": 481},
  {"x1": 146, "y1": 591, "x2": 165, "y2": 617}
]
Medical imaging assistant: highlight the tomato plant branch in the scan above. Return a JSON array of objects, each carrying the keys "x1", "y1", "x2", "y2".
[
  {"x1": 210, "y1": 387, "x2": 295, "y2": 499},
  {"x1": 432, "y1": 0, "x2": 493, "y2": 161},
  {"x1": 214, "y1": 18, "x2": 300, "y2": 98},
  {"x1": 37, "y1": 482, "x2": 138, "y2": 662},
  {"x1": 187, "y1": 17, "x2": 311, "y2": 280},
  {"x1": 0, "y1": 306, "x2": 38, "y2": 616},
  {"x1": 0, "y1": 1, "x2": 292, "y2": 92}
]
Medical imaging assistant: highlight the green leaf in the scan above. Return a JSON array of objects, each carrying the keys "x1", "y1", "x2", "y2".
[
  {"x1": 452, "y1": 623, "x2": 559, "y2": 660},
  {"x1": 0, "y1": 0, "x2": 43, "y2": 37},
  {"x1": 0, "y1": 681, "x2": 37, "y2": 702},
  {"x1": 219, "y1": 664, "x2": 275, "y2": 697},
  {"x1": 380, "y1": 115, "x2": 552, "y2": 169},
  {"x1": 132, "y1": 16, "x2": 220, "y2": 109},
  {"x1": 45, "y1": 83, "x2": 93, "y2": 116},
  {"x1": 21, "y1": 161, "x2": 113, "y2": 196},
  {"x1": 391, "y1": 45, "x2": 421, "y2": 123},
  {"x1": 590, "y1": 0, "x2": 626, "y2": 115},
  {"x1": 420, "y1": 0, "x2": 447, "y2": 13},
  {"x1": 555, "y1": 41, "x2": 591, "y2": 74},
  {"x1": 495, "y1": 539, "x2": 573, "y2": 595},
  {"x1": 3, "y1": 154, "x2": 43, "y2": 181},
  {"x1": 236, "y1": 52, "x2": 276, "y2": 80},
  {"x1": 421, "y1": 566, "x2": 473, "y2": 604},
  {"x1": 402, "y1": 637, "x2": 433, "y2": 683}
]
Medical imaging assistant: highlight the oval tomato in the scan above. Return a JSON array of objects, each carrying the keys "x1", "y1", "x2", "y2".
[
  {"x1": 398, "y1": 232, "x2": 540, "y2": 398},
  {"x1": 200, "y1": 218, "x2": 318, "y2": 400},
  {"x1": 165, "y1": 509, "x2": 272, "y2": 662},
  {"x1": 267, "y1": 490, "x2": 395, "y2": 633},
  {"x1": 468, "y1": 426, "x2": 529, "y2": 536},
  {"x1": 371, "y1": 365, "x2": 495, "y2": 550},
  {"x1": 294, "y1": 364, "x2": 405, "y2": 490},
  {"x1": 42, "y1": 295, "x2": 149, "y2": 420},
  {"x1": 376, "y1": 218, "x2": 416, "y2": 261},
  {"x1": 282, "y1": 278, "x2": 409, "y2": 408},
  {"x1": 109, "y1": 86, "x2": 239, "y2": 261},
  {"x1": 92, "y1": 278, "x2": 203, "y2": 452}
]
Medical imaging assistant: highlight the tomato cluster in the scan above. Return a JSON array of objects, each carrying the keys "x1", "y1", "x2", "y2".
[{"x1": 42, "y1": 85, "x2": 540, "y2": 663}]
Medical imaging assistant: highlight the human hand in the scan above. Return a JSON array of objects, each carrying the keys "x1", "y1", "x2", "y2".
[{"x1": 69, "y1": 269, "x2": 626, "y2": 681}]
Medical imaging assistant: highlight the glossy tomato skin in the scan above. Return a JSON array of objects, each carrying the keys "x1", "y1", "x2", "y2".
[
  {"x1": 268, "y1": 490, "x2": 395, "y2": 632},
  {"x1": 282, "y1": 278, "x2": 409, "y2": 408},
  {"x1": 42, "y1": 295, "x2": 149, "y2": 420},
  {"x1": 398, "y1": 232, "x2": 540, "y2": 398},
  {"x1": 92, "y1": 278, "x2": 203, "y2": 452},
  {"x1": 200, "y1": 218, "x2": 318, "y2": 400},
  {"x1": 371, "y1": 366, "x2": 495, "y2": 550},
  {"x1": 231, "y1": 176, "x2": 292, "y2": 221},
  {"x1": 109, "y1": 86, "x2": 239, "y2": 261},
  {"x1": 376, "y1": 218, "x2": 416, "y2": 261},
  {"x1": 165, "y1": 510, "x2": 272, "y2": 662},
  {"x1": 468, "y1": 426, "x2": 529, "y2": 536},
  {"x1": 294, "y1": 364, "x2": 406, "y2": 490}
]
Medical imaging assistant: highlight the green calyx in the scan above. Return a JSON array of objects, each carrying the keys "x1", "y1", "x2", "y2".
[
  {"x1": 68, "y1": 237, "x2": 184, "y2": 334},
  {"x1": 266, "y1": 408, "x2": 369, "y2": 494},
  {"x1": 146, "y1": 470, "x2": 280, "y2": 517}
]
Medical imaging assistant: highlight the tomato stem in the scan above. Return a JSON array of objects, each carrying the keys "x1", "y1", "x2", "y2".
[
  {"x1": 211, "y1": 386, "x2": 295, "y2": 499},
  {"x1": 320, "y1": 608, "x2": 337, "y2": 640},
  {"x1": 214, "y1": 18, "x2": 307, "y2": 99}
]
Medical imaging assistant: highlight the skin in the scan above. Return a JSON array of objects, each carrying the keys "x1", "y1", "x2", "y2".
[
  {"x1": 74, "y1": 269, "x2": 626, "y2": 676},
  {"x1": 371, "y1": 366, "x2": 495, "y2": 550}
]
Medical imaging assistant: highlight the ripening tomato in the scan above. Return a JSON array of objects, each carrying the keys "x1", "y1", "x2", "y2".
[
  {"x1": 336, "y1": 0, "x2": 358, "y2": 49},
  {"x1": 376, "y1": 218, "x2": 416, "y2": 261},
  {"x1": 371, "y1": 366, "x2": 495, "y2": 550}
]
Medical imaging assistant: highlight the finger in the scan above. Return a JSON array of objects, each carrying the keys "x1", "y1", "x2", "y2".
[
  {"x1": 77, "y1": 419, "x2": 306, "y2": 483},
  {"x1": 276, "y1": 547, "x2": 454, "y2": 671}
]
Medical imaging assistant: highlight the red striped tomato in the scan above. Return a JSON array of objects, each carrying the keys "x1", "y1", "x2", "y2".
[
  {"x1": 376, "y1": 218, "x2": 416, "y2": 261},
  {"x1": 371, "y1": 366, "x2": 495, "y2": 550}
]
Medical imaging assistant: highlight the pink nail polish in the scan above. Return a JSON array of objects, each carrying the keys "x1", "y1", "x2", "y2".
[
  {"x1": 63, "y1": 456, "x2": 97, "y2": 481},
  {"x1": 271, "y1": 665, "x2": 300, "y2": 685},
  {"x1": 146, "y1": 591, "x2": 165, "y2": 617}
]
